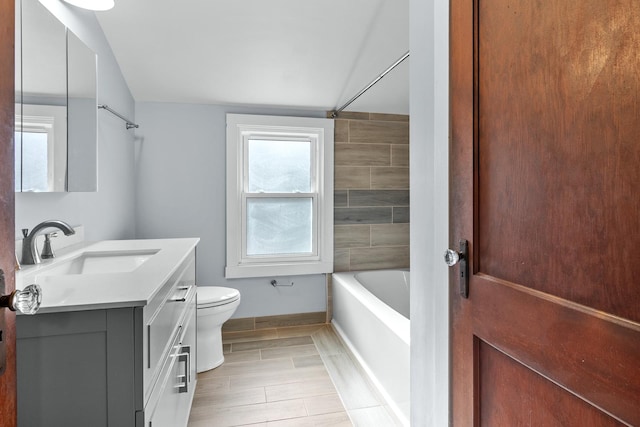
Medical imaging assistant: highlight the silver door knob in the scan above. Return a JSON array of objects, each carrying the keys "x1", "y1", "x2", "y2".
[
  {"x1": 0, "y1": 284, "x2": 42, "y2": 315},
  {"x1": 444, "y1": 249, "x2": 463, "y2": 266}
]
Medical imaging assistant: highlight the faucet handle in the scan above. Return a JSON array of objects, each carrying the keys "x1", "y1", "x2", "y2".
[
  {"x1": 22, "y1": 228, "x2": 28, "y2": 238},
  {"x1": 41, "y1": 233, "x2": 57, "y2": 260}
]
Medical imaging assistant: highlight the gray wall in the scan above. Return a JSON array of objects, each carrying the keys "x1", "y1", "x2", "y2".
[
  {"x1": 410, "y1": 0, "x2": 449, "y2": 425},
  {"x1": 134, "y1": 102, "x2": 328, "y2": 318},
  {"x1": 15, "y1": 1, "x2": 136, "y2": 242}
]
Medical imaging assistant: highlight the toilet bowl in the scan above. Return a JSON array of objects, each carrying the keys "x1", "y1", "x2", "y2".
[{"x1": 196, "y1": 286, "x2": 241, "y2": 372}]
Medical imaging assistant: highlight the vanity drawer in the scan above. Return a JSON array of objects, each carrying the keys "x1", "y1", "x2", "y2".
[
  {"x1": 147, "y1": 284, "x2": 194, "y2": 369},
  {"x1": 144, "y1": 251, "x2": 195, "y2": 396},
  {"x1": 145, "y1": 293, "x2": 197, "y2": 427},
  {"x1": 145, "y1": 327, "x2": 183, "y2": 427}
]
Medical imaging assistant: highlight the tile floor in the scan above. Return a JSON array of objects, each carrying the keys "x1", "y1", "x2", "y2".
[{"x1": 187, "y1": 324, "x2": 401, "y2": 427}]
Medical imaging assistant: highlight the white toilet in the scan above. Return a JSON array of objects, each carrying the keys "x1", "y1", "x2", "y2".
[{"x1": 196, "y1": 286, "x2": 241, "y2": 373}]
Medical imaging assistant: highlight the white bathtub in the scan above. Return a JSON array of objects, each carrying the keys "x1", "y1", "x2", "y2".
[{"x1": 331, "y1": 270, "x2": 410, "y2": 425}]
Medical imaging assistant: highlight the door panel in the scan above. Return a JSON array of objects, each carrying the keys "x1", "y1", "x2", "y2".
[
  {"x1": 473, "y1": 277, "x2": 640, "y2": 423},
  {"x1": 476, "y1": 0, "x2": 640, "y2": 322},
  {"x1": 478, "y1": 340, "x2": 623, "y2": 426},
  {"x1": 0, "y1": 0, "x2": 16, "y2": 424},
  {"x1": 451, "y1": 0, "x2": 640, "y2": 425}
]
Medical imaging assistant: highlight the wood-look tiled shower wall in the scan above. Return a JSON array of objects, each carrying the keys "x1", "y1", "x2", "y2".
[{"x1": 332, "y1": 112, "x2": 410, "y2": 271}]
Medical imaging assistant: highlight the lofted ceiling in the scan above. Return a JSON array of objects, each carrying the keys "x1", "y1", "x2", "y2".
[{"x1": 96, "y1": 0, "x2": 409, "y2": 115}]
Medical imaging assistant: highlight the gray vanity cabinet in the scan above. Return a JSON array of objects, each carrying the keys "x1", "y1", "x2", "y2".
[{"x1": 16, "y1": 250, "x2": 197, "y2": 427}]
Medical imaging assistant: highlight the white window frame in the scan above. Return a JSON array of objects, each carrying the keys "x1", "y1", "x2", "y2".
[
  {"x1": 15, "y1": 104, "x2": 67, "y2": 192},
  {"x1": 226, "y1": 114, "x2": 334, "y2": 278}
]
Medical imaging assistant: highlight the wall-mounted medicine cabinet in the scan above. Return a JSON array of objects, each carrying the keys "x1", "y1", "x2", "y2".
[{"x1": 15, "y1": 0, "x2": 98, "y2": 192}]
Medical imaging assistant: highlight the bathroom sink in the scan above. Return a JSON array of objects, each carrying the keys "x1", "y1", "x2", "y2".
[
  {"x1": 14, "y1": 238, "x2": 200, "y2": 314},
  {"x1": 40, "y1": 250, "x2": 160, "y2": 276}
]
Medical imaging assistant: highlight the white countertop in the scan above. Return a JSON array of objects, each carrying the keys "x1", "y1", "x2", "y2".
[{"x1": 16, "y1": 238, "x2": 199, "y2": 314}]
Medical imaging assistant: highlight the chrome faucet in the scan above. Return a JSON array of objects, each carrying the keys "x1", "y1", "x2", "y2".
[{"x1": 21, "y1": 220, "x2": 75, "y2": 265}]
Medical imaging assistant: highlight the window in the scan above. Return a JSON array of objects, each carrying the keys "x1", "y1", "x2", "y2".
[
  {"x1": 226, "y1": 114, "x2": 334, "y2": 278},
  {"x1": 15, "y1": 129, "x2": 50, "y2": 192},
  {"x1": 15, "y1": 104, "x2": 67, "y2": 192}
]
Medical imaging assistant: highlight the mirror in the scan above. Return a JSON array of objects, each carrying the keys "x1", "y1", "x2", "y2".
[
  {"x1": 67, "y1": 30, "x2": 98, "y2": 192},
  {"x1": 15, "y1": 0, "x2": 67, "y2": 192},
  {"x1": 15, "y1": 0, "x2": 98, "y2": 192}
]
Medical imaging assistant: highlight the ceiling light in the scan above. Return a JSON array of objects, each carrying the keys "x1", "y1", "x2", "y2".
[{"x1": 61, "y1": 0, "x2": 115, "y2": 11}]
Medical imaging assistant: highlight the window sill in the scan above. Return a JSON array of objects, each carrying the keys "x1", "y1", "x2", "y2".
[{"x1": 225, "y1": 261, "x2": 333, "y2": 279}]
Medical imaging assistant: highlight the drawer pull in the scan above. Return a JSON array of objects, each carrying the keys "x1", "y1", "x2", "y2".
[
  {"x1": 170, "y1": 285, "x2": 191, "y2": 302},
  {"x1": 174, "y1": 375, "x2": 187, "y2": 390},
  {"x1": 176, "y1": 345, "x2": 190, "y2": 393}
]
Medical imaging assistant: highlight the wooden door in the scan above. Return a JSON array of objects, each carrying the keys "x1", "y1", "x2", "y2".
[
  {"x1": 0, "y1": 0, "x2": 16, "y2": 425},
  {"x1": 450, "y1": 0, "x2": 640, "y2": 425}
]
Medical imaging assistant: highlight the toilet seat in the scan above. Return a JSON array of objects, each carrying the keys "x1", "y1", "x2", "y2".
[{"x1": 197, "y1": 286, "x2": 240, "y2": 308}]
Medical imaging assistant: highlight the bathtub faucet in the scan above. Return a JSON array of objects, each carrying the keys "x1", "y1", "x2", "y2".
[{"x1": 21, "y1": 220, "x2": 75, "y2": 265}]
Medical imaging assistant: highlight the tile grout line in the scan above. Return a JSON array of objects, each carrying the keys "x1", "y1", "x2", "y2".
[{"x1": 193, "y1": 325, "x2": 356, "y2": 427}]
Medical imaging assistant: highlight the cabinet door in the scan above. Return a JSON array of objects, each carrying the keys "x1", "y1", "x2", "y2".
[{"x1": 17, "y1": 310, "x2": 113, "y2": 427}]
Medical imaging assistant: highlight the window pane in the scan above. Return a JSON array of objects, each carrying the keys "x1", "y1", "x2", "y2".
[
  {"x1": 248, "y1": 139, "x2": 311, "y2": 193},
  {"x1": 14, "y1": 131, "x2": 21, "y2": 191},
  {"x1": 22, "y1": 131, "x2": 48, "y2": 192},
  {"x1": 246, "y1": 198, "x2": 313, "y2": 256}
]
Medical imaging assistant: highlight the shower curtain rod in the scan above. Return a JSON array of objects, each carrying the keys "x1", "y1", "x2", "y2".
[
  {"x1": 98, "y1": 104, "x2": 139, "y2": 129},
  {"x1": 330, "y1": 51, "x2": 409, "y2": 118}
]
